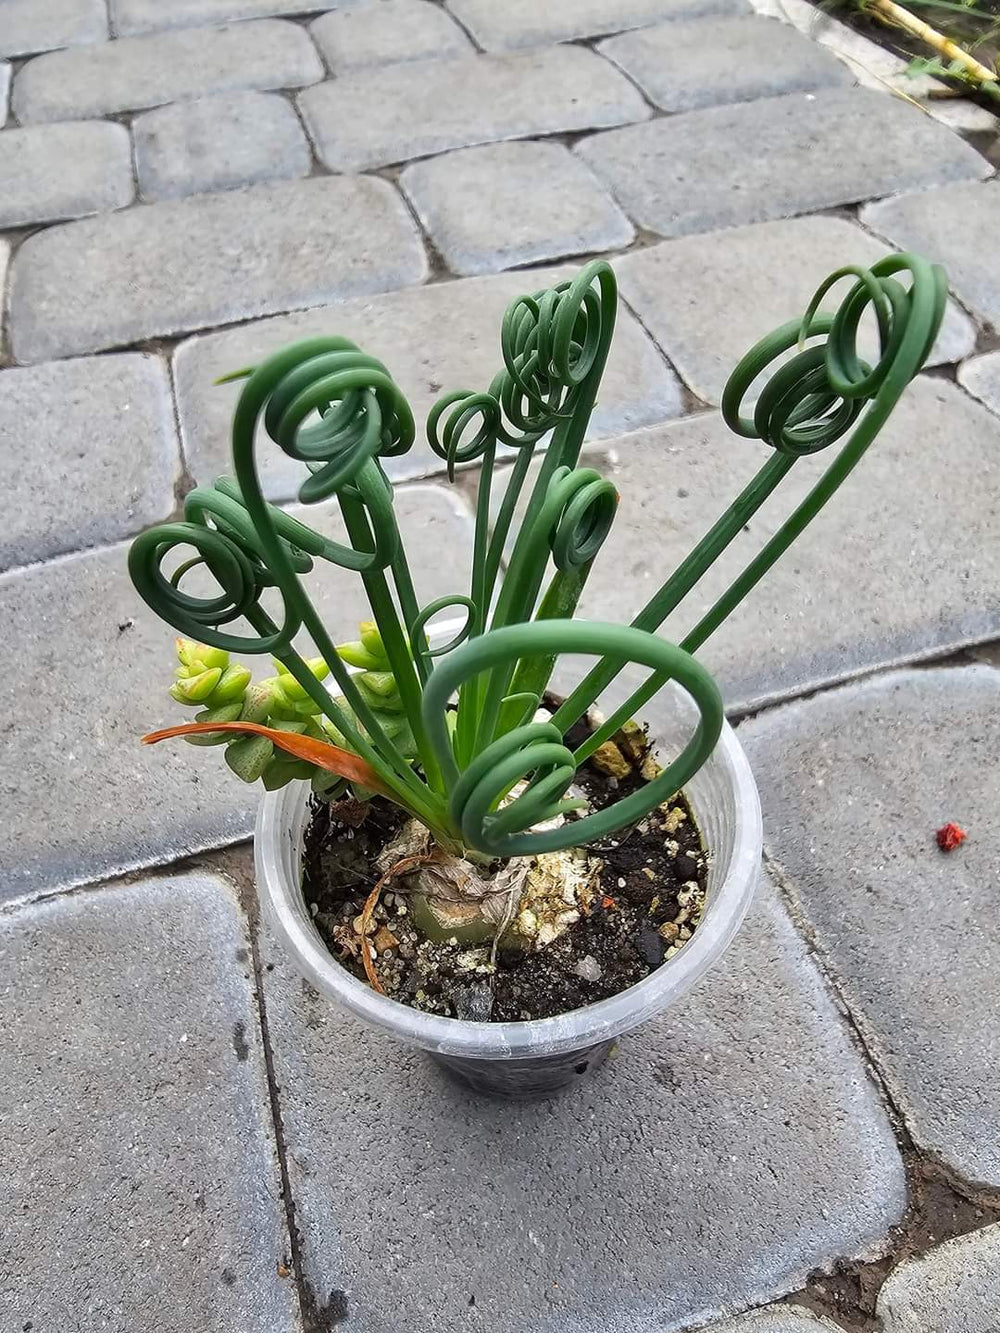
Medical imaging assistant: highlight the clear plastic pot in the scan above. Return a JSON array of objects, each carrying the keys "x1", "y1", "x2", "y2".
[{"x1": 256, "y1": 684, "x2": 762, "y2": 1097}]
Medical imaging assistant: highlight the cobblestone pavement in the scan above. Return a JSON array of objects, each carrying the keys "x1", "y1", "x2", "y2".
[{"x1": 1, "y1": 2, "x2": 998, "y2": 1330}]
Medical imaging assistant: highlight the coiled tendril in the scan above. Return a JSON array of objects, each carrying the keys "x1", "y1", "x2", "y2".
[
  {"x1": 426, "y1": 262, "x2": 617, "y2": 475},
  {"x1": 552, "y1": 252, "x2": 949, "y2": 770},
  {"x1": 722, "y1": 254, "x2": 946, "y2": 455},
  {"x1": 422, "y1": 621, "x2": 724, "y2": 856},
  {"x1": 229, "y1": 335, "x2": 416, "y2": 502},
  {"x1": 131, "y1": 252, "x2": 944, "y2": 863}
]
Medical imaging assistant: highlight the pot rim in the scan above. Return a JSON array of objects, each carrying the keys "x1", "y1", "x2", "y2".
[{"x1": 256, "y1": 703, "x2": 762, "y2": 1060}]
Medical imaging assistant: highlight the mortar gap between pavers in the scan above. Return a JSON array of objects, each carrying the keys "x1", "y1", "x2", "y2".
[{"x1": 726, "y1": 635, "x2": 1000, "y2": 725}]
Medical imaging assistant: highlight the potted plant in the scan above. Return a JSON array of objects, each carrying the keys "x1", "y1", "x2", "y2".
[{"x1": 129, "y1": 254, "x2": 945, "y2": 1095}]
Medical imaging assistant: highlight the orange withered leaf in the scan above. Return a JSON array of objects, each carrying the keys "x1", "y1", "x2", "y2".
[{"x1": 141, "y1": 721, "x2": 388, "y2": 794}]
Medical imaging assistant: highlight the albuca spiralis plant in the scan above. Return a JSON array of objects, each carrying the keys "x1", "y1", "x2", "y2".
[{"x1": 130, "y1": 254, "x2": 945, "y2": 860}]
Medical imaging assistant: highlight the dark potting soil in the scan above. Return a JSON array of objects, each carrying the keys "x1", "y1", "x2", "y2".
[{"x1": 302, "y1": 721, "x2": 708, "y2": 1022}]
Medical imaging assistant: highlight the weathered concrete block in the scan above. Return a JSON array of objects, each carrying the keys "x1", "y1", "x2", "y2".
[
  {"x1": 401, "y1": 141, "x2": 634, "y2": 276},
  {"x1": 310, "y1": 0, "x2": 472, "y2": 72},
  {"x1": 0, "y1": 0, "x2": 107, "y2": 58},
  {"x1": 0, "y1": 353, "x2": 178, "y2": 571},
  {"x1": 957, "y1": 351, "x2": 1000, "y2": 419},
  {"x1": 600, "y1": 15, "x2": 852, "y2": 112},
  {"x1": 298, "y1": 45, "x2": 649, "y2": 171},
  {"x1": 863, "y1": 181, "x2": 1000, "y2": 331},
  {"x1": 710, "y1": 1310, "x2": 846, "y2": 1332},
  {"x1": 9, "y1": 175, "x2": 427, "y2": 364},
  {"x1": 112, "y1": 0, "x2": 346, "y2": 34},
  {"x1": 258, "y1": 876, "x2": 903, "y2": 1331},
  {"x1": 577, "y1": 88, "x2": 989, "y2": 239},
  {"x1": 877, "y1": 1225, "x2": 1000, "y2": 1332},
  {"x1": 172, "y1": 266, "x2": 683, "y2": 496},
  {"x1": 446, "y1": 0, "x2": 749, "y2": 50},
  {"x1": 0, "y1": 240, "x2": 9, "y2": 359},
  {"x1": 14, "y1": 18, "x2": 323, "y2": 122},
  {"x1": 0, "y1": 873, "x2": 300, "y2": 1332},
  {"x1": 742, "y1": 667, "x2": 1000, "y2": 1184},
  {"x1": 0, "y1": 120, "x2": 133, "y2": 228},
  {"x1": 134, "y1": 90, "x2": 311, "y2": 201},
  {"x1": 616, "y1": 215, "x2": 976, "y2": 405}
]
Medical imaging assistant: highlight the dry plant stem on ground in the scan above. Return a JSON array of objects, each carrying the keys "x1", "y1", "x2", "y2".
[{"x1": 869, "y1": 0, "x2": 1000, "y2": 95}]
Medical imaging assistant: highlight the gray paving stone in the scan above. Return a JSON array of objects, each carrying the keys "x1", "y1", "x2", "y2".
[
  {"x1": 862, "y1": 181, "x2": 1000, "y2": 331},
  {"x1": 298, "y1": 45, "x2": 649, "y2": 172},
  {"x1": 0, "y1": 121, "x2": 133, "y2": 229},
  {"x1": 877, "y1": 1225, "x2": 1000, "y2": 1332},
  {"x1": 0, "y1": 354, "x2": 178, "y2": 571},
  {"x1": 958, "y1": 351, "x2": 1000, "y2": 420},
  {"x1": 0, "y1": 240, "x2": 9, "y2": 358},
  {"x1": 260, "y1": 875, "x2": 903, "y2": 1333},
  {"x1": 0, "y1": 0, "x2": 107, "y2": 58},
  {"x1": 741, "y1": 667, "x2": 1000, "y2": 1185},
  {"x1": 617, "y1": 215, "x2": 976, "y2": 406},
  {"x1": 710, "y1": 1310, "x2": 844, "y2": 1332},
  {"x1": 525, "y1": 375, "x2": 1000, "y2": 716},
  {"x1": 134, "y1": 90, "x2": 311, "y2": 202},
  {"x1": 0, "y1": 484, "x2": 471, "y2": 901},
  {"x1": 112, "y1": 0, "x2": 346, "y2": 35},
  {"x1": 600, "y1": 15, "x2": 852, "y2": 113},
  {"x1": 401, "y1": 141, "x2": 634, "y2": 277},
  {"x1": 172, "y1": 266, "x2": 683, "y2": 498},
  {"x1": 311, "y1": 0, "x2": 472, "y2": 72},
  {"x1": 0, "y1": 61, "x2": 9, "y2": 125},
  {"x1": 14, "y1": 18, "x2": 323, "y2": 123},
  {"x1": 577, "y1": 88, "x2": 989, "y2": 240},
  {"x1": 447, "y1": 0, "x2": 749, "y2": 50},
  {"x1": 9, "y1": 175, "x2": 426, "y2": 364},
  {"x1": 0, "y1": 873, "x2": 299, "y2": 1332}
]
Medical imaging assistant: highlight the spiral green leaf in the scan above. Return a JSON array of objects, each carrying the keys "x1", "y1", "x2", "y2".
[{"x1": 130, "y1": 253, "x2": 943, "y2": 861}]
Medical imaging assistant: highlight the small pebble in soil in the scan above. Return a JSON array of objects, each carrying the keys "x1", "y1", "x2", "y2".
[{"x1": 573, "y1": 954, "x2": 603, "y2": 983}]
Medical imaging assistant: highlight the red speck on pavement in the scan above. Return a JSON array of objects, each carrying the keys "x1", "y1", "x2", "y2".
[{"x1": 935, "y1": 822, "x2": 967, "y2": 852}]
